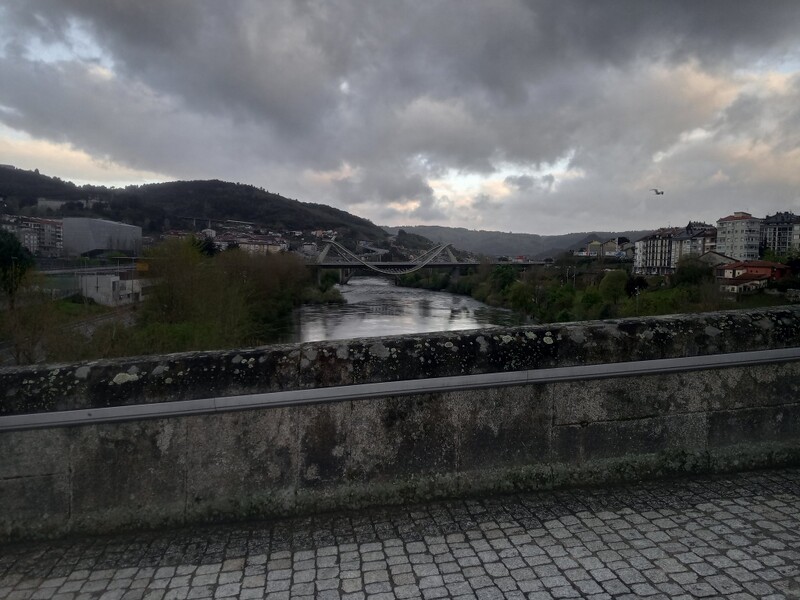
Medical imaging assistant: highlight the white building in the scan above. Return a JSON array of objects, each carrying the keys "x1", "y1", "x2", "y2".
[
  {"x1": 715, "y1": 212, "x2": 762, "y2": 261},
  {"x1": 78, "y1": 273, "x2": 150, "y2": 306},
  {"x1": 634, "y1": 228, "x2": 680, "y2": 275}
]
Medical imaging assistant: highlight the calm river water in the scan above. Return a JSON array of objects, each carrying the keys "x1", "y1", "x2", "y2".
[{"x1": 291, "y1": 276, "x2": 526, "y2": 343}]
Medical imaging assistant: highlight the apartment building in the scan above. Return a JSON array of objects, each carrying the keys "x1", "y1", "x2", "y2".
[
  {"x1": 670, "y1": 222, "x2": 716, "y2": 266},
  {"x1": 634, "y1": 228, "x2": 680, "y2": 275},
  {"x1": 0, "y1": 215, "x2": 63, "y2": 256},
  {"x1": 761, "y1": 211, "x2": 800, "y2": 256},
  {"x1": 715, "y1": 212, "x2": 762, "y2": 261},
  {"x1": 634, "y1": 223, "x2": 716, "y2": 275}
]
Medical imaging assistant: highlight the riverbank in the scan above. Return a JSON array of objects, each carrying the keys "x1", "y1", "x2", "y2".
[{"x1": 398, "y1": 260, "x2": 797, "y2": 323}]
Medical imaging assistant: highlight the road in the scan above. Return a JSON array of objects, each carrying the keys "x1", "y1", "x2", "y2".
[{"x1": 1, "y1": 468, "x2": 799, "y2": 599}]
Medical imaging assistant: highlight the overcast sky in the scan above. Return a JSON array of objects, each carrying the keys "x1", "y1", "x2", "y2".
[{"x1": 1, "y1": 1, "x2": 799, "y2": 234}]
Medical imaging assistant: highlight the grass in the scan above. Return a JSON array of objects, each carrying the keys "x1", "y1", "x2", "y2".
[{"x1": 53, "y1": 298, "x2": 114, "y2": 319}]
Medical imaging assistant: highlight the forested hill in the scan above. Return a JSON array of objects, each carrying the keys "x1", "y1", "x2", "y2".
[
  {"x1": 0, "y1": 167, "x2": 387, "y2": 240},
  {"x1": 383, "y1": 225, "x2": 652, "y2": 258}
]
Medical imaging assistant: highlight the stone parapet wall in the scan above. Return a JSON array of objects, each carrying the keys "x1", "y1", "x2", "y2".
[
  {"x1": 1, "y1": 306, "x2": 800, "y2": 541},
  {"x1": 3, "y1": 306, "x2": 800, "y2": 415}
]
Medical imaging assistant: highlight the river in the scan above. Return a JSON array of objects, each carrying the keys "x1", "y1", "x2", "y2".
[{"x1": 291, "y1": 276, "x2": 526, "y2": 343}]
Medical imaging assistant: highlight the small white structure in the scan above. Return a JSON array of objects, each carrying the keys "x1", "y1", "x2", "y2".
[{"x1": 78, "y1": 273, "x2": 150, "y2": 306}]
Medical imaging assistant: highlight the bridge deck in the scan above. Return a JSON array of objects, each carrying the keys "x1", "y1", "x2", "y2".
[
  {"x1": 2, "y1": 468, "x2": 799, "y2": 599},
  {"x1": 313, "y1": 261, "x2": 544, "y2": 268}
]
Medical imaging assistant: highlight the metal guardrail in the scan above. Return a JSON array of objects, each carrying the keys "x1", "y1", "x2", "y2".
[
  {"x1": 2, "y1": 347, "x2": 798, "y2": 432},
  {"x1": 39, "y1": 265, "x2": 137, "y2": 275}
]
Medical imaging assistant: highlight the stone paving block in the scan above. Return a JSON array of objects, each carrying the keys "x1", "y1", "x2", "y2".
[
  {"x1": 3, "y1": 469, "x2": 800, "y2": 600},
  {"x1": 421, "y1": 587, "x2": 447, "y2": 599}
]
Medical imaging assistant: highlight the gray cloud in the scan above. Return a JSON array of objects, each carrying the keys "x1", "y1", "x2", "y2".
[
  {"x1": 1, "y1": 1, "x2": 799, "y2": 233},
  {"x1": 505, "y1": 174, "x2": 554, "y2": 192},
  {"x1": 505, "y1": 175, "x2": 535, "y2": 191}
]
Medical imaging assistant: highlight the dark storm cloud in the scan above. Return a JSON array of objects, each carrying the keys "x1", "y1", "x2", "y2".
[{"x1": 1, "y1": 0, "x2": 799, "y2": 231}]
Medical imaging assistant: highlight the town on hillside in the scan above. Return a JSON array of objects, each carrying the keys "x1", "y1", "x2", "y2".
[{"x1": 572, "y1": 211, "x2": 799, "y2": 296}]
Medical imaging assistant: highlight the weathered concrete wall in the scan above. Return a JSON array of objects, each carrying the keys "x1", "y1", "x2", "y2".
[{"x1": 1, "y1": 306, "x2": 800, "y2": 541}]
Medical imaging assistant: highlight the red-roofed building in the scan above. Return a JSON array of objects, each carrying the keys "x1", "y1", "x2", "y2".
[
  {"x1": 719, "y1": 272, "x2": 769, "y2": 295},
  {"x1": 717, "y1": 259, "x2": 790, "y2": 295},
  {"x1": 717, "y1": 260, "x2": 790, "y2": 281}
]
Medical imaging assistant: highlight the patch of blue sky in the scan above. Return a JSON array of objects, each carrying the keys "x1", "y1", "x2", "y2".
[{"x1": 746, "y1": 51, "x2": 800, "y2": 76}]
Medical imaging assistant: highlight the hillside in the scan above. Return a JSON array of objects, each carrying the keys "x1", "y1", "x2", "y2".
[
  {"x1": 0, "y1": 166, "x2": 88, "y2": 202},
  {"x1": 1, "y1": 166, "x2": 652, "y2": 255},
  {"x1": 383, "y1": 225, "x2": 652, "y2": 258},
  {"x1": 0, "y1": 167, "x2": 387, "y2": 241}
]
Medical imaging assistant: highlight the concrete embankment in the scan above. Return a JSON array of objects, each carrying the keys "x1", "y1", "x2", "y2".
[{"x1": 1, "y1": 306, "x2": 799, "y2": 541}]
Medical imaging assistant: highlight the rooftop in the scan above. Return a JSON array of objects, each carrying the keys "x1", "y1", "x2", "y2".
[
  {"x1": 718, "y1": 212, "x2": 759, "y2": 223},
  {"x1": 723, "y1": 260, "x2": 789, "y2": 269}
]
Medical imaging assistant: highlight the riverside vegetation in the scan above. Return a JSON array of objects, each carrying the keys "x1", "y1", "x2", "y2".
[
  {"x1": 0, "y1": 238, "x2": 342, "y2": 366},
  {"x1": 398, "y1": 256, "x2": 798, "y2": 323},
  {"x1": 3, "y1": 238, "x2": 798, "y2": 366}
]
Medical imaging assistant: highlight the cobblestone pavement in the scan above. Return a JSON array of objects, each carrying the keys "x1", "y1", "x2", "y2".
[{"x1": 2, "y1": 469, "x2": 800, "y2": 600}]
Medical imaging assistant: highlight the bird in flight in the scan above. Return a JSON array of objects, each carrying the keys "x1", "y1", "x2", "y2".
[{"x1": 651, "y1": 188, "x2": 665, "y2": 195}]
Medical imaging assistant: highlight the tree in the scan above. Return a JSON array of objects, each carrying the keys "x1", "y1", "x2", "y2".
[
  {"x1": 672, "y1": 258, "x2": 713, "y2": 287},
  {"x1": 625, "y1": 275, "x2": 648, "y2": 297},
  {"x1": 0, "y1": 230, "x2": 34, "y2": 309},
  {"x1": 508, "y1": 280, "x2": 535, "y2": 313},
  {"x1": 490, "y1": 265, "x2": 517, "y2": 293},
  {"x1": 318, "y1": 270, "x2": 340, "y2": 293},
  {"x1": 192, "y1": 235, "x2": 219, "y2": 257},
  {"x1": 598, "y1": 270, "x2": 628, "y2": 305}
]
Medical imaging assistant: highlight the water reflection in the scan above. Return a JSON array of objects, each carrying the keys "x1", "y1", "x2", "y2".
[{"x1": 293, "y1": 276, "x2": 526, "y2": 343}]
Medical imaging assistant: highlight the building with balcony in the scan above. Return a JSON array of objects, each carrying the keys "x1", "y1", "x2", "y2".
[
  {"x1": 634, "y1": 228, "x2": 681, "y2": 275},
  {"x1": 634, "y1": 224, "x2": 716, "y2": 275},
  {"x1": 715, "y1": 212, "x2": 762, "y2": 261},
  {"x1": 0, "y1": 215, "x2": 63, "y2": 256},
  {"x1": 671, "y1": 222, "x2": 716, "y2": 267},
  {"x1": 761, "y1": 212, "x2": 800, "y2": 256}
]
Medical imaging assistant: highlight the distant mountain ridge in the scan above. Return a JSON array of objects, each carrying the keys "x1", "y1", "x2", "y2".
[
  {"x1": 383, "y1": 225, "x2": 653, "y2": 258},
  {"x1": 1, "y1": 166, "x2": 652, "y2": 254}
]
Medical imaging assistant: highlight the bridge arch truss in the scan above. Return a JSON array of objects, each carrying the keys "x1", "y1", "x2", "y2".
[{"x1": 317, "y1": 240, "x2": 459, "y2": 276}]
